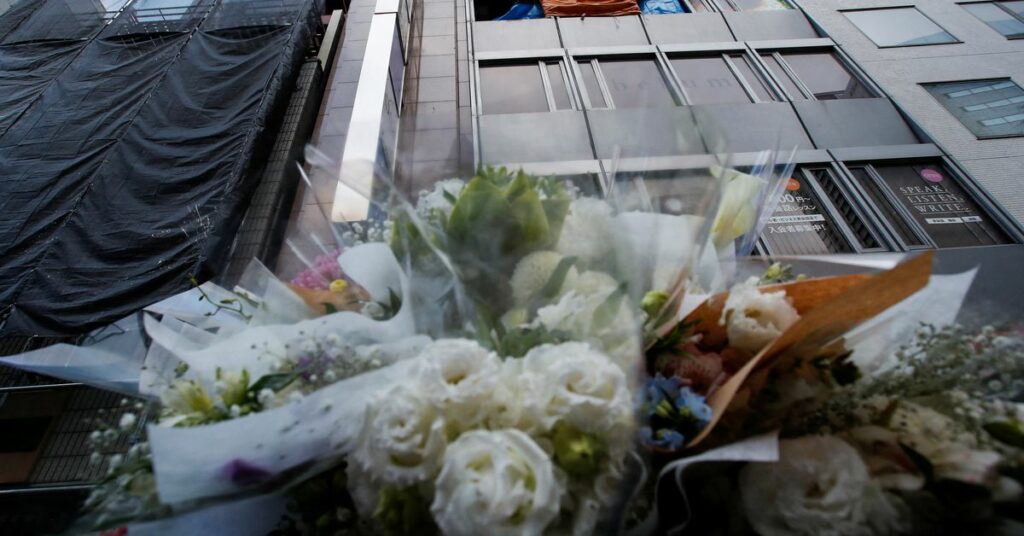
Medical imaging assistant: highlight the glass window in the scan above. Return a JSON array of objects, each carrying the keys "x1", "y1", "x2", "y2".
[
  {"x1": 762, "y1": 171, "x2": 855, "y2": 255},
  {"x1": 597, "y1": 59, "x2": 677, "y2": 109},
  {"x1": 545, "y1": 63, "x2": 572, "y2": 111},
  {"x1": 730, "y1": 54, "x2": 774, "y2": 102},
  {"x1": 851, "y1": 163, "x2": 1010, "y2": 248},
  {"x1": 849, "y1": 166, "x2": 929, "y2": 248},
  {"x1": 811, "y1": 168, "x2": 885, "y2": 251},
  {"x1": 687, "y1": 0, "x2": 716, "y2": 11},
  {"x1": 611, "y1": 169, "x2": 717, "y2": 215},
  {"x1": 670, "y1": 56, "x2": 753, "y2": 104},
  {"x1": 760, "y1": 54, "x2": 806, "y2": 100},
  {"x1": 480, "y1": 64, "x2": 548, "y2": 115},
  {"x1": 964, "y1": 1, "x2": 1024, "y2": 38},
  {"x1": 923, "y1": 79, "x2": 1024, "y2": 138},
  {"x1": 479, "y1": 62, "x2": 573, "y2": 115},
  {"x1": 844, "y1": 8, "x2": 958, "y2": 47},
  {"x1": 719, "y1": 0, "x2": 792, "y2": 11},
  {"x1": 764, "y1": 51, "x2": 873, "y2": 100},
  {"x1": 578, "y1": 61, "x2": 607, "y2": 109}
]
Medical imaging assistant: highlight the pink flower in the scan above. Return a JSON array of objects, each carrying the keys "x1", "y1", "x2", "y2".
[{"x1": 291, "y1": 249, "x2": 344, "y2": 290}]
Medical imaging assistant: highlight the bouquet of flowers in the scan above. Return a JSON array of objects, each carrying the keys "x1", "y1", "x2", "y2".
[
  {"x1": 57, "y1": 156, "x2": 793, "y2": 536},
  {"x1": 9, "y1": 146, "x2": 1021, "y2": 535}
]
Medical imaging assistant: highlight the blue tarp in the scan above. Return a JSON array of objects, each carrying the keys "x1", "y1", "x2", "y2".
[
  {"x1": 640, "y1": 0, "x2": 685, "y2": 14},
  {"x1": 496, "y1": 2, "x2": 544, "y2": 20}
]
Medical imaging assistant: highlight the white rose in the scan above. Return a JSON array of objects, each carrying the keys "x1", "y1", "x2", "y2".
[
  {"x1": 556, "y1": 198, "x2": 614, "y2": 266},
  {"x1": 510, "y1": 250, "x2": 579, "y2": 306},
  {"x1": 722, "y1": 277, "x2": 799, "y2": 353},
  {"x1": 414, "y1": 338, "x2": 502, "y2": 429},
  {"x1": 739, "y1": 435, "x2": 908, "y2": 536},
  {"x1": 521, "y1": 342, "x2": 633, "y2": 441},
  {"x1": 351, "y1": 386, "x2": 447, "y2": 486},
  {"x1": 431, "y1": 429, "x2": 563, "y2": 536}
]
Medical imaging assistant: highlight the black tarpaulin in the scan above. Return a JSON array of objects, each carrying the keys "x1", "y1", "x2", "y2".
[
  {"x1": 0, "y1": 0, "x2": 44, "y2": 42},
  {"x1": 0, "y1": 0, "x2": 319, "y2": 336},
  {"x1": 0, "y1": 0, "x2": 130, "y2": 137}
]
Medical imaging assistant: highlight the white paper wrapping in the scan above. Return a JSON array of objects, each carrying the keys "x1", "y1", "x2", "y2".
[
  {"x1": 846, "y1": 268, "x2": 977, "y2": 373},
  {"x1": 142, "y1": 243, "x2": 417, "y2": 382},
  {"x1": 148, "y1": 355, "x2": 422, "y2": 505}
]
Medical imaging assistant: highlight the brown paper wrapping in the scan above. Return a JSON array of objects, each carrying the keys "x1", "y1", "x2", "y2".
[
  {"x1": 541, "y1": 0, "x2": 640, "y2": 17},
  {"x1": 684, "y1": 251, "x2": 934, "y2": 447}
]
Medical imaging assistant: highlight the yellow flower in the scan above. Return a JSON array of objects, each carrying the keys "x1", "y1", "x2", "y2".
[
  {"x1": 162, "y1": 379, "x2": 215, "y2": 416},
  {"x1": 329, "y1": 279, "x2": 349, "y2": 293}
]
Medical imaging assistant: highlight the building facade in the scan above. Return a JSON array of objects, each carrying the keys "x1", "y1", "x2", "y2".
[
  {"x1": 303, "y1": 0, "x2": 1024, "y2": 261},
  {"x1": 798, "y1": 0, "x2": 1024, "y2": 225},
  {"x1": 2, "y1": 0, "x2": 1024, "y2": 532}
]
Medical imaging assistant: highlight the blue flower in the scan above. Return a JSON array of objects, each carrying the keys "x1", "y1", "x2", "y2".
[
  {"x1": 639, "y1": 426, "x2": 686, "y2": 450},
  {"x1": 676, "y1": 386, "x2": 713, "y2": 424},
  {"x1": 643, "y1": 374, "x2": 684, "y2": 415},
  {"x1": 640, "y1": 378, "x2": 714, "y2": 451}
]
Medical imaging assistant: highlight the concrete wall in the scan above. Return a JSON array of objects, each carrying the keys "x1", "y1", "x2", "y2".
[{"x1": 798, "y1": 0, "x2": 1024, "y2": 223}]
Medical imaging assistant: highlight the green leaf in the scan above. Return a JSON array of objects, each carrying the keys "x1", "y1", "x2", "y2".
[
  {"x1": 442, "y1": 189, "x2": 458, "y2": 205},
  {"x1": 592, "y1": 283, "x2": 628, "y2": 330},
  {"x1": 249, "y1": 372, "x2": 299, "y2": 395},
  {"x1": 323, "y1": 303, "x2": 338, "y2": 314},
  {"x1": 503, "y1": 170, "x2": 533, "y2": 202},
  {"x1": 505, "y1": 187, "x2": 550, "y2": 255},
  {"x1": 983, "y1": 421, "x2": 1024, "y2": 448},
  {"x1": 499, "y1": 326, "x2": 571, "y2": 358},
  {"x1": 540, "y1": 196, "x2": 570, "y2": 248},
  {"x1": 446, "y1": 176, "x2": 510, "y2": 241},
  {"x1": 538, "y1": 256, "x2": 577, "y2": 302}
]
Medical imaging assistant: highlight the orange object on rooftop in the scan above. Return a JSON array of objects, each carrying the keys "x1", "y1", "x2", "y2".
[{"x1": 540, "y1": 0, "x2": 641, "y2": 17}]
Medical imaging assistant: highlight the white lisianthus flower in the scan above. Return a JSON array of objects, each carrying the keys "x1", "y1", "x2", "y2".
[
  {"x1": 520, "y1": 342, "x2": 633, "y2": 441},
  {"x1": 414, "y1": 339, "x2": 502, "y2": 429},
  {"x1": 739, "y1": 435, "x2": 908, "y2": 536},
  {"x1": 431, "y1": 429, "x2": 563, "y2": 536},
  {"x1": 483, "y1": 358, "x2": 548, "y2": 434},
  {"x1": 556, "y1": 198, "x2": 614, "y2": 266},
  {"x1": 534, "y1": 290, "x2": 641, "y2": 370},
  {"x1": 564, "y1": 270, "x2": 618, "y2": 297},
  {"x1": 351, "y1": 386, "x2": 447, "y2": 486},
  {"x1": 415, "y1": 178, "x2": 465, "y2": 222},
  {"x1": 510, "y1": 251, "x2": 579, "y2": 306},
  {"x1": 721, "y1": 277, "x2": 799, "y2": 353}
]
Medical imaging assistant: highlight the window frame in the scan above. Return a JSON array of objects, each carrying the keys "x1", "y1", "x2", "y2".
[
  {"x1": 960, "y1": 0, "x2": 1024, "y2": 40},
  {"x1": 758, "y1": 164, "x2": 894, "y2": 256},
  {"x1": 841, "y1": 6, "x2": 961, "y2": 49},
  {"x1": 474, "y1": 52, "x2": 582, "y2": 116},
  {"x1": 663, "y1": 51, "x2": 778, "y2": 104},
  {"x1": 568, "y1": 50, "x2": 682, "y2": 110},
  {"x1": 921, "y1": 77, "x2": 1024, "y2": 140},
  {"x1": 750, "y1": 45, "x2": 878, "y2": 102},
  {"x1": 836, "y1": 157, "x2": 1020, "y2": 250},
  {"x1": 682, "y1": 0, "x2": 794, "y2": 12}
]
